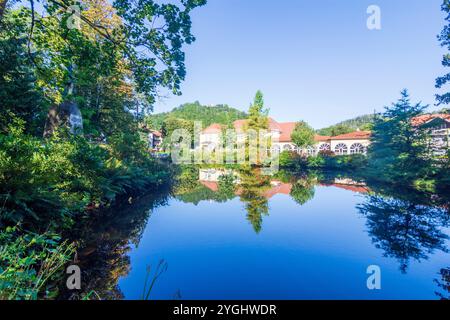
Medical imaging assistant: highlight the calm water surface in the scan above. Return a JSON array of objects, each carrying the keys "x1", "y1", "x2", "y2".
[{"x1": 70, "y1": 168, "x2": 450, "y2": 300}]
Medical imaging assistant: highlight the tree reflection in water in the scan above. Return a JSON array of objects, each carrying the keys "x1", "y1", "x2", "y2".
[
  {"x1": 357, "y1": 194, "x2": 449, "y2": 273},
  {"x1": 54, "y1": 166, "x2": 450, "y2": 299},
  {"x1": 59, "y1": 191, "x2": 170, "y2": 300},
  {"x1": 175, "y1": 167, "x2": 321, "y2": 233},
  {"x1": 289, "y1": 175, "x2": 317, "y2": 206},
  {"x1": 435, "y1": 267, "x2": 450, "y2": 300},
  {"x1": 237, "y1": 167, "x2": 271, "y2": 234}
]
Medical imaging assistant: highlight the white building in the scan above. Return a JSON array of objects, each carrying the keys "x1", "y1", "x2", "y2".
[
  {"x1": 200, "y1": 117, "x2": 371, "y2": 156},
  {"x1": 412, "y1": 114, "x2": 450, "y2": 155}
]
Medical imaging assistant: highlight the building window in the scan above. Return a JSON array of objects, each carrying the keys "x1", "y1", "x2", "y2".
[
  {"x1": 319, "y1": 143, "x2": 331, "y2": 151},
  {"x1": 283, "y1": 144, "x2": 293, "y2": 151},
  {"x1": 334, "y1": 143, "x2": 348, "y2": 155},
  {"x1": 307, "y1": 146, "x2": 316, "y2": 155},
  {"x1": 272, "y1": 145, "x2": 281, "y2": 153},
  {"x1": 350, "y1": 143, "x2": 365, "y2": 154}
]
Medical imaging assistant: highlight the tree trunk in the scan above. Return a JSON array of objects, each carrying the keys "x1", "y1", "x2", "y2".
[{"x1": 0, "y1": 0, "x2": 8, "y2": 22}]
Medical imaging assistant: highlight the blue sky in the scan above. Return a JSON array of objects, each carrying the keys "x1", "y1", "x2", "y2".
[{"x1": 153, "y1": 0, "x2": 446, "y2": 128}]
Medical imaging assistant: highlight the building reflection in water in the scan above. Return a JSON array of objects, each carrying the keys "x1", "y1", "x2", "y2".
[{"x1": 56, "y1": 166, "x2": 450, "y2": 299}]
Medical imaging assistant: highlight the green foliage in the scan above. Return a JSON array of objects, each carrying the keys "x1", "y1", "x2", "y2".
[
  {"x1": 432, "y1": 150, "x2": 450, "y2": 191},
  {"x1": 319, "y1": 154, "x2": 367, "y2": 170},
  {"x1": 238, "y1": 168, "x2": 271, "y2": 233},
  {"x1": 245, "y1": 91, "x2": 269, "y2": 165},
  {"x1": 113, "y1": 0, "x2": 207, "y2": 105},
  {"x1": 290, "y1": 176, "x2": 316, "y2": 205},
  {"x1": 174, "y1": 167, "x2": 237, "y2": 204},
  {"x1": 0, "y1": 0, "x2": 203, "y2": 300},
  {"x1": 358, "y1": 194, "x2": 449, "y2": 273},
  {"x1": 0, "y1": 226, "x2": 75, "y2": 300},
  {"x1": 317, "y1": 115, "x2": 374, "y2": 136},
  {"x1": 247, "y1": 90, "x2": 269, "y2": 131},
  {"x1": 217, "y1": 173, "x2": 236, "y2": 199},
  {"x1": 0, "y1": 12, "x2": 46, "y2": 134},
  {"x1": 279, "y1": 150, "x2": 301, "y2": 168},
  {"x1": 0, "y1": 120, "x2": 171, "y2": 299},
  {"x1": 291, "y1": 121, "x2": 315, "y2": 149},
  {"x1": 173, "y1": 165, "x2": 200, "y2": 195},
  {"x1": 161, "y1": 117, "x2": 194, "y2": 143},
  {"x1": 145, "y1": 101, "x2": 247, "y2": 130},
  {"x1": 367, "y1": 90, "x2": 432, "y2": 185},
  {"x1": 278, "y1": 150, "x2": 366, "y2": 171},
  {"x1": 436, "y1": 0, "x2": 450, "y2": 105}
]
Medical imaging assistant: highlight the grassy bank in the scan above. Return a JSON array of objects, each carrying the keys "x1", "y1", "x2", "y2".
[{"x1": 0, "y1": 121, "x2": 173, "y2": 299}]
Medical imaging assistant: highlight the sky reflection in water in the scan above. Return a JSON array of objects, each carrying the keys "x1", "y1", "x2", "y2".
[{"x1": 113, "y1": 169, "x2": 450, "y2": 300}]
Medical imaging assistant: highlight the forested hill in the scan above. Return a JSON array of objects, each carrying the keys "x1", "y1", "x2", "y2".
[
  {"x1": 145, "y1": 102, "x2": 247, "y2": 130},
  {"x1": 317, "y1": 107, "x2": 450, "y2": 136},
  {"x1": 317, "y1": 114, "x2": 375, "y2": 136}
]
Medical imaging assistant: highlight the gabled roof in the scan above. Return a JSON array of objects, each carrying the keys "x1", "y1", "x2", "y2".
[
  {"x1": 202, "y1": 123, "x2": 223, "y2": 133},
  {"x1": 320, "y1": 183, "x2": 370, "y2": 194},
  {"x1": 199, "y1": 180, "x2": 219, "y2": 192},
  {"x1": 411, "y1": 114, "x2": 450, "y2": 126},
  {"x1": 268, "y1": 117, "x2": 282, "y2": 132},
  {"x1": 201, "y1": 119, "x2": 371, "y2": 143},
  {"x1": 262, "y1": 182, "x2": 292, "y2": 199},
  {"x1": 330, "y1": 131, "x2": 371, "y2": 140},
  {"x1": 232, "y1": 117, "x2": 281, "y2": 133},
  {"x1": 314, "y1": 134, "x2": 331, "y2": 142},
  {"x1": 199, "y1": 179, "x2": 293, "y2": 199},
  {"x1": 233, "y1": 119, "x2": 247, "y2": 132},
  {"x1": 278, "y1": 122, "x2": 296, "y2": 142},
  {"x1": 232, "y1": 118, "x2": 295, "y2": 142}
]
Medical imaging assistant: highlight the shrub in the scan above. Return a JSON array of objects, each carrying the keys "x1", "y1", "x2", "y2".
[
  {"x1": 279, "y1": 151, "x2": 302, "y2": 168},
  {"x1": 0, "y1": 226, "x2": 75, "y2": 300}
]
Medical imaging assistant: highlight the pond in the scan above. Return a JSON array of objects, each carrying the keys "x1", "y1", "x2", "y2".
[{"x1": 61, "y1": 167, "x2": 450, "y2": 300}]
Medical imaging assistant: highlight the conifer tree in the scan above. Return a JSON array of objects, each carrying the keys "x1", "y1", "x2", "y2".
[
  {"x1": 367, "y1": 90, "x2": 431, "y2": 184},
  {"x1": 436, "y1": 0, "x2": 450, "y2": 105}
]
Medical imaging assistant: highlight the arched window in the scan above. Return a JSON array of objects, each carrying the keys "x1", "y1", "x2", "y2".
[
  {"x1": 319, "y1": 143, "x2": 331, "y2": 151},
  {"x1": 350, "y1": 143, "x2": 365, "y2": 154},
  {"x1": 334, "y1": 143, "x2": 348, "y2": 155},
  {"x1": 307, "y1": 146, "x2": 316, "y2": 155},
  {"x1": 283, "y1": 144, "x2": 292, "y2": 151}
]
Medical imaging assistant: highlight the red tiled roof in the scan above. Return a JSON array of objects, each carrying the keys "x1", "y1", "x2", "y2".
[
  {"x1": 202, "y1": 118, "x2": 372, "y2": 143},
  {"x1": 233, "y1": 119, "x2": 247, "y2": 132},
  {"x1": 411, "y1": 114, "x2": 450, "y2": 126},
  {"x1": 278, "y1": 122, "x2": 296, "y2": 142},
  {"x1": 314, "y1": 134, "x2": 331, "y2": 142},
  {"x1": 200, "y1": 180, "x2": 293, "y2": 199},
  {"x1": 231, "y1": 118, "x2": 297, "y2": 142},
  {"x1": 202, "y1": 123, "x2": 223, "y2": 134},
  {"x1": 151, "y1": 130, "x2": 162, "y2": 137},
  {"x1": 268, "y1": 117, "x2": 282, "y2": 131},
  {"x1": 332, "y1": 184, "x2": 370, "y2": 194},
  {"x1": 232, "y1": 117, "x2": 282, "y2": 132},
  {"x1": 330, "y1": 131, "x2": 371, "y2": 140},
  {"x1": 199, "y1": 180, "x2": 219, "y2": 192},
  {"x1": 320, "y1": 183, "x2": 370, "y2": 194},
  {"x1": 262, "y1": 182, "x2": 292, "y2": 199}
]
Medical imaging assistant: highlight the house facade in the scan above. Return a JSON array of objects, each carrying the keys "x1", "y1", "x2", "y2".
[
  {"x1": 198, "y1": 113, "x2": 449, "y2": 156},
  {"x1": 199, "y1": 118, "x2": 371, "y2": 156},
  {"x1": 148, "y1": 130, "x2": 163, "y2": 151},
  {"x1": 411, "y1": 114, "x2": 450, "y2": 155}
]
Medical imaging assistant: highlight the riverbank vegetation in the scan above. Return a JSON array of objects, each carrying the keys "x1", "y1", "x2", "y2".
[
  {"x1": 1, "y1": 0, "x2": 450, "y2": 300},
  {"x1": 0, "y1": 0, "x2": 205, "y2": 299},
  {"x1": 280, "y1": 90, "x2": 449, "y2": 193}
]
